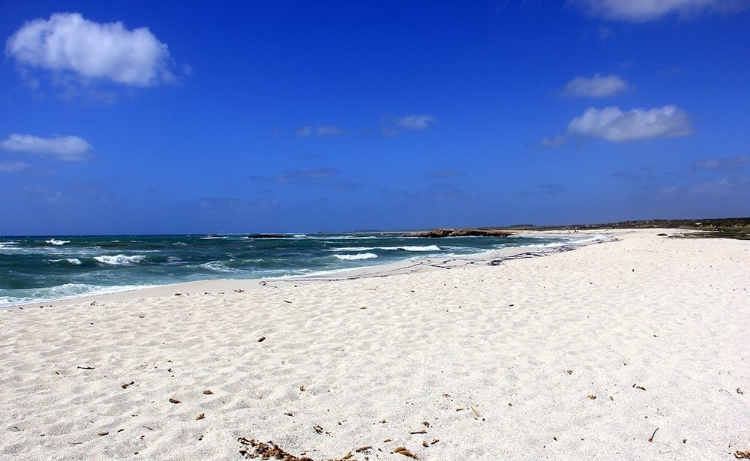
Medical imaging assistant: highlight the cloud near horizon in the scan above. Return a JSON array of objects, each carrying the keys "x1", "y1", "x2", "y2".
[
  {"x1": 692, "y1": 156, "x2": 750, "y2": 171},
  {"x1": 571, "y1": 0, "x2": 747, "y2": 22},
  {"x1": 567, "y1": 105, "x2": 693, "y2": 142},
  {"x1": 0, "y1": 134, "x2": 92, "y2": 161},
  {"x1": 276, "y1": 168, "x2": 359, "y2": 191},
  {"x1": 561, "y1": 73, "x2": 630, "y2": 98},
  {"x1": 6, "y1": 12, "x2": 175, "y2": 87},
  {"x1": 392, "y1": 115, "x2": 437, "y2": 130},
  {"x1": 295, "y1": 125, "x2": 350, "y2": 137}
]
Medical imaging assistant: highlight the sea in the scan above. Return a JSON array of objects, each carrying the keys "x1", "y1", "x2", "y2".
[{"x1": 0, "y1": 232, "x2": 584, "y2": 307}]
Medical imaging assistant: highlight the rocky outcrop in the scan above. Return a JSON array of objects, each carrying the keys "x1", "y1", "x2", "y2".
[{"x1": 405, "y1": 228, "x2": 515, "y2": 238}]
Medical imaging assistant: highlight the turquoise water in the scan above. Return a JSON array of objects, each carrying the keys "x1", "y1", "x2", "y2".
[{"x1": 0, "y1": 233, "x2": 566, "y2": 306}]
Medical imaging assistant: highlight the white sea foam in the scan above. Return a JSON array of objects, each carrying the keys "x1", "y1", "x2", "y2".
[
  {"x1": 0, "y1": 283, "x2": 154, "y2": 308},
  {"x1": 0, "y1": 242, "x2": 18, "y2": 249},
  {"x1": 334, "y1": 253, "x2": 378, "y2": 261},
  {"x1": 200, "y1": 261, "x2": 237, "y2": 272},
  {"x1": 330, "y1": 245, "x2": 441, "y2": 252},
  {"x1": 46, "y1": 239, "x2": 70, "y2": 246},
  {"x1": 172, "y1": 242, "x2": 188, "y2": 246},
  {"x1": 94, "y1": 254, "x2": 146, "y2": 265},
  {"x1": 50, "y1": 258, "x2": 83, "y2": 265}
]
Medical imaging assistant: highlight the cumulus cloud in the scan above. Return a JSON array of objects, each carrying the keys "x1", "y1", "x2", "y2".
[
  {"x1": 0, "y1": 134, "x2": 92, "y2": 161},
  {"x1": 571, "y1": 0, "x2": 746, "y2": 22},
  {"x1": 6, "y1": 12, "x2": 174, "y2": 86},
  {"x1": 561, "y1": 73, "x2": 630, "y2": 98},
  {"x1": 391, "y1": 115, "x2": 437, "y2": 130},
  {"x1": 567, "y1": 105, "x2": 693, "y2": 142},
  {"x1": 0, "y1": 161, "x2": 31, "y2": 172},
  {"x1": 692, "y1": 156, "x2": 750, "y2": 171}
]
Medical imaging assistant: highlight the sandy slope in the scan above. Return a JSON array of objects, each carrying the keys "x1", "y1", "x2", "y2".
[{"x1": 0, "y1": 229, "x2": 748, "y2": 460}]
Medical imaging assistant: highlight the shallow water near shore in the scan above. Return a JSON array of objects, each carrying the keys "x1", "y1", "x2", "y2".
[{"x1": 0, "y1": 232, "x2": 582, "y2": 306}]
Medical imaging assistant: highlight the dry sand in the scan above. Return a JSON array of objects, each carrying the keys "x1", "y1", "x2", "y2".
[{"x1": 0, "y1": 229, "x2": 748, "y2": 460}]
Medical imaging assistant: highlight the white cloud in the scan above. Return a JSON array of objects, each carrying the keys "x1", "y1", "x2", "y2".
[
  {"x1": 567, "y1": 105, "x2": 693, "y2": 142},
  {"x1": 392, "y1": 115, "x2": 437, "y2": 130},
  {"x1": 571, "y1": 0, "x2": 745, "y2": 22},
  {"x1": 561, "y1": 73, "x2": 630, "y2": 98},
  {"x1": 0, "y1": 134, "x2": 92, "y2": 161},
  {"x1": 6, "y1": 12, "x2": 174, "y2": 86},
  {"x1": 0, "y1": 161, "x2": 31, "y2": 172}
]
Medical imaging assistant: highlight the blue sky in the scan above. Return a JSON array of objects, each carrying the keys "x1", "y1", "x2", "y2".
[{"x1": 1, "y1": 0, "x2": 749, "y2": 234}]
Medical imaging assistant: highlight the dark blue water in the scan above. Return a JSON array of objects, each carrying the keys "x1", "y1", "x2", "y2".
[{"x1": 0, "y1": 232, "x2": 567, "y2": 306}]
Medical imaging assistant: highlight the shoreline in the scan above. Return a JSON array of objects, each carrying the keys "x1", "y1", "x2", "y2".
[
  {"x1": 3, "y1": 228, "x2": 747, "y2": 460},
  {"x1": 5, "y1": 230, "x2": 614, "y2": 310}
]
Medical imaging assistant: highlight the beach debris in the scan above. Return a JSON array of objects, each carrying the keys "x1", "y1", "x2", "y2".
[
  {"x1": 203, "y1": 389, "x2": 213, "y2": 395},
  {"x1": 238, "y1": 437, "x2": 314, "y2": 461},
  {"x1": 169, "y1": 398, "x2": 181, "y2": 404},
  {"x1": 394, "y1": 446, "x2": 418, "y2": 459},
  {"x1": 234, "y1": 289, "x2": 244, "y2": 293},
  {"x1": 196, "y1": 413, "x2": 205, "y2": 420},
  {"x1": 647, "y1": 428, "x2": 659, "y2": 443},
  {"x1": 258, "y1": 336, "x2": 266, "y2": 342},
  {"x1": 422, "y1": 421, "x2": 430, "y2": 428},
  {"x1": 471, "y1": 406, "x2": 481, "y2": 418},
  {"x1": 98, "y1": 431, "x2": 109, "y2": 436},
  {"x1": 300, "y1": 385, "x2": 306, "y2": 391},
  {"x1": 356, "y1": 446, "x2": 372, "y2": 453},
  {"x1": 422, "y1": 441, "x2": 428, "y2": 447},
  {"x1": 737, "y1": 388, "x2": 744, "y2": 395},
  {"x1": 313, "y1": 424, "x2": 324, "y2": 434},
  {"x1": 566, "y1": 370, "x2": 573, "y2": 375},
  {"x1": 379, "y1": 419, "x2": 387, "y2": 424},
  {"x1": 76, "y1": 366, "x2": 95, "y2": 370},
  {"x1": 384, "y1": 439, "x2": 392, "y2": 443},
  {"x1": 633, "y1": 384, "x2": 646, "y2": 391},
  {"x1": 431, "y1": 439, "x2": 439, "y2": 445},
  {"x1": 360, "y1": 306, "x2": 367, "y2": 310},
  {"x1": 409, "y1": 430, "x2": 427, "y2": 434},
  {"x1": 735, "y1": 450, "x2": 750, "y2": 459},
  {"x1": 175, "y1": 293, "x2": 181, "y2": 296},
  {"x1": 284, "y1": 411, "x2": 294, "y2": 416},
  {"x1": 588, "y1": 395, "x2": 597, "y2": 400},
  {"x1": 284, "y1": 300, "x2": 293, "y2": 303},
  {"x1": 121, "y1": 381, "x2": 135, "y2": 389}
]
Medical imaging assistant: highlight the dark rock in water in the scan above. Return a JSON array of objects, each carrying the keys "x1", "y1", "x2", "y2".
[
  {"x1": 246, "y1": 233, "x2": 292, "y2": 239},
  {"x1": 405, "y1": 228, "x2": 515, "y2": 238}
]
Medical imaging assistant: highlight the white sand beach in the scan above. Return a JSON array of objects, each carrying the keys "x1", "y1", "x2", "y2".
[{"x1": 1, "y1": 229, "x2": 748, "y2": 460}]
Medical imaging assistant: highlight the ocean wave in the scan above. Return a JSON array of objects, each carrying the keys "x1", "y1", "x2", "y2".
[
  {"x1": 199, "y1": 261, "x2": 238, "y2": 272},
  {"x1": 94, "y1": 254, "x2": 146, "y2": 265},
  {"x1": 172, "y1": 242, "x2": 188, "y2": 246},
  {"x1": 330, "y1": 245, "x2": 441, "y2": 252},
  {"x1": 0, "y1": 283, "x2": 154, "y2": 308},
  {"x1": 0, "y1": 242, "x2": 18, "y2": 249},
  {"x1": 334, "y1": 253, "x2": 378, "y2": 261},
  {"x1": 49, "y1": 258, "x2": 83, "y2": 265},
  {"x1": 46, "y1": 239, "x2": 70, "y2": 246}
]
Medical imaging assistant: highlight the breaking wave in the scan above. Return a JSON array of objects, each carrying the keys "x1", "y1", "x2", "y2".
[
  {"x1": 334, "y1": 253, "x2": 378, "y2": 261},
  {"x1": 94, "y1": 255, "x2": 146, "y2": 265}
]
